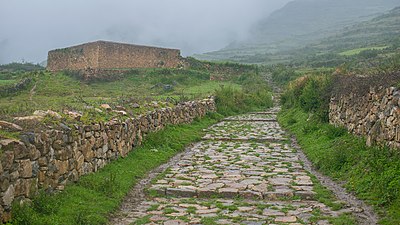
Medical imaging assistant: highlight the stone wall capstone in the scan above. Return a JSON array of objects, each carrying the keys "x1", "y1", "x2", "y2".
[
  {"x1": 329, "y1": 86, "x2": 400, "y2": 149},
  {"x1": 0, "y1": 98, "x2": 216, "y2": 222}
]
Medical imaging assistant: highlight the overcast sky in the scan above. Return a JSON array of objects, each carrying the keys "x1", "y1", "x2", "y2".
[{"x1": 0, "y1": 0, "x2": 291, "y2": 64}]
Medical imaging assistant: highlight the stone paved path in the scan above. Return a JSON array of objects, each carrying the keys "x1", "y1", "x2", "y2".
[{"x1": 112, "y1": 107, "x2": 355, "y2": 225}]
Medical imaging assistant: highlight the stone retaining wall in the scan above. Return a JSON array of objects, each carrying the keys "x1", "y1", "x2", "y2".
[
  {"x1": 0, "y1": 99, "x2": 215, "y2": 221},
  {"x1": 329, "y1": 86, "x2": 400, "y2": 149}
]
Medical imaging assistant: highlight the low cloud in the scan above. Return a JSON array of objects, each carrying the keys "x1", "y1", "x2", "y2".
[{"x1": 0, "y1": 0, "x2": 290, "y2": 64}]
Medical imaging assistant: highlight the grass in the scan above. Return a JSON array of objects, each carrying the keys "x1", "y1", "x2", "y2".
[
  {"x1": 181, "y1": 81, "x2": 241, "y2": 96},
  {"x1": 339, "y1": 46, "x2": 388, "y2": 56},
  {"x1": 0, "y1": 130, "x2": 20, "y2": 140},
  {"x1": 0, "y1": 67, "x2": 252, "y2": 121},
  {"x1": 278, "y1": 107, "x2": 400, "y2": 225},
  {"x1": 310, "y1": 173, "x2": 345, "y2": 211},
  {"x1": 0, "y1": 69, "x2": 207, "y2": 118},
  {"x1": 10, "y1": 113, "x2": 222, "y2": 225},
  {"x1": 5, "y1": 60, "x2": 274, "y2": 224},
  {"x1": 0, "y1": 79, "x2": 17, "y2": 87}
]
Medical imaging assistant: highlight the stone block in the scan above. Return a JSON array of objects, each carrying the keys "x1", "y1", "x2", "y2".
[
  {"x1": 218, "y1": 188, "x2": 238, "y2": 198},
  {"x1": 18, "y1": 160, "x2": 32, "y2": 178},
  {"x1": 197, "y1": 188, "x2": 214, "y2": 198},
  {"x1": 0, "y1": 173, "x2": 10, "y2": 192},
  {"x1": 1, "y1": 151, "x2": 14, "y2": 171},
  {"x1": 54, "y1": 160, "x2": 69, "y2": 175},
  {"x1": 263, "y1": 208, "x2": 285, "y2": 216},
  {"x1": 38, "y1": 157, "x2": 47, "y2": 167},
  {"x1": 1, "y1": 185, "x2": 14, "y2": 206},
  {"x1": 14, "y1": 179, "x2": 36, "y2": 198},
  {"x1": 239, "y1": 190, "x2": 263, "y2": 199},
  {"x1": 275, "y1": 216, "x2": 297, "y2": 223},
  {"x1": 38, "y1": 171, "x2": 46, "y2": 183},
  {"x1": 295, "y1": 191, "x2": 316, "y2": 200},
  {"x1": 52, "y1": 140, "x2": 64, "y2": 151},
  {"x1": 166, "y1": 187, "x2": 196, "y2": 198},
  {"x1": 76, "y1": 153, "x2": 84, "y2": 170},
  {"x1": 82, "y1": 142, "x2": 94, "y2": 161}
]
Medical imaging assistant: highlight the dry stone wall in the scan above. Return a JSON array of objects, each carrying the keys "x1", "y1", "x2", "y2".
[
  {"x1": 0, "y1": 99, "x2": 215, "y2": 222},
  {"x1": 47, "y1": 40, "x2": 184, "y2": 73},
  {"x1": 329, "y1": 86, "x2": 400, "y2": 149}
]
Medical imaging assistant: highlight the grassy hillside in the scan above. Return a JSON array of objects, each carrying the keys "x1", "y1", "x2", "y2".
[
  {"x1": 250, "y1": 0, "x2": 399, "y2": 43},
  {"x1": 0, "y1": 60, "x2": 274, "y2": 137},
  {"x1": 205, "y1": 6, "x2": 400, "y2": 74},
  {"x1": 0, "y1": 62, "x2": 44, "y2": 72},
  {"x1": 197, "y1": 2, "x2": 400, "y2": 63}
]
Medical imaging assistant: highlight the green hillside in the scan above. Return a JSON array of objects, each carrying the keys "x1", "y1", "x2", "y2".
[
  {"x1": 197, "y1": 0, "x2": 400, "y2": 63},
  {"x1": 198, "y1": 6, "x2": 400, "y2": 66},
  {"x1": 251, "y1": 0, "x2": 399, "y2": 44},
  {"x1": 0, "y1": 59, "x2": 275, "y2": 137}
]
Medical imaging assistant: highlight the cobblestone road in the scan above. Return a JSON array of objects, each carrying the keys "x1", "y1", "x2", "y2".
[{"x1": 113, "y1": 108, "x2": 354, "y2": 225}]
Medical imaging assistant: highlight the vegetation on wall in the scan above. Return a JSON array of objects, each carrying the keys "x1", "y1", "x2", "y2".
[
  {"x1": 280, "y1": 74, "x2": 332, "y2": 122},
  {"x1": 10, "y1": 114, "x2": 222, "y2": 225},
  {"x1": 0, "y1": 60, "x2": 264, "y2": 123},
  {"x1": 279, "y1": 108, "x2": 400, "y2": 225}
]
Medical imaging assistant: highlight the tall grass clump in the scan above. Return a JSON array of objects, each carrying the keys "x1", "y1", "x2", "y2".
[
  {"x1": 281, "y1": 74, "x2": 332, "y2": 122},
  {"x1": 215, "y1": 80, "x2": 273, "y2": 116}
]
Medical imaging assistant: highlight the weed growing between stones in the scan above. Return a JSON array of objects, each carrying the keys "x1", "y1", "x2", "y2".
[{"x1": 10, "y1": 114, "x2": 221, "y2": 224}]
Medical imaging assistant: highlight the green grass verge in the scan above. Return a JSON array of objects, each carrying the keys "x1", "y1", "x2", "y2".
[
  {"x1": 339, "y1": 46, "x2": 388, "y2": 56},
  {"x1": 278, "y1": 108, "x2": 400, "y2": 225},
  {"x1": 0, "y1": 79, "x2": 17, "y2": 87},
  {"x1": 10, "y1": 112, "x2": 223, "y2": 225}
]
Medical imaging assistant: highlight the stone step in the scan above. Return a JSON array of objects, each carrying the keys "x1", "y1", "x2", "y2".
[
  {"x1": 131, "y1": 197, "x2": 335, "y2": 225},
  {"x1": 250, "y1": 112, "x2": 277, "y2": 115},
  {"x1": 201, "y1": 137, "x2": 288, "y2": 142},
  {"x1": 149, "y1": 186, "x2": 315, "y2": 200},
  {"x1": 222, "y1": 119, "x2": 277, "y2": 122}
]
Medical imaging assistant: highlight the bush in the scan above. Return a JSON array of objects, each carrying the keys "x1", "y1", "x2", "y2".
[
  {"x1": 215, "y1": 84, "x2": 273, "y2": 116},
  {"x1": 0, "y1": 62, "x2": 44, "y2": 72},
  {"x1": 281, "y1": 74, "x2": 332, "y2": 122},
  {"x1": 271, "y1": 64, "x2": 298, "y2": 86}
]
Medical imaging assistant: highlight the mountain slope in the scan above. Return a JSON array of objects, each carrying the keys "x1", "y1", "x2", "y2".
[
  {"x1": 196, "y1": 0, "x2": 400, "y2": 62},
  {"x1": 251, "y1": 0, "x2": 399, "y2": 44},
  {"x1": 269, "y1": 6, "x2": 400, "y2": 66}
]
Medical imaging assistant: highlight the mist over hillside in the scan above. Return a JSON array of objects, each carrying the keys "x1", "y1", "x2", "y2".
[
  {"x1": 251, "y1": 0, "x2": 399, "y2": 44},
  {"x1": 0, "y1": 0, "x2": 290, "y2": 64},
  {"x1": 197, "y1": 0, "x2": 400, "y2": 62}
]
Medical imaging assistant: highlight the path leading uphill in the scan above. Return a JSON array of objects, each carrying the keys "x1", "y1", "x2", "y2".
[{"x1": 111, "y1": 107, "x2": 375, "y2": 225}]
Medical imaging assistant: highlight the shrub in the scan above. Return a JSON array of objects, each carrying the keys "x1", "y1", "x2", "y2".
[
  {"x1": 215, "y1": 84, "x2": 273, "y2": 116},
  {"x1": 281, "y1": 74, "x2": 332, "y2": 122},
  {"x1": 271, "y1": 64, "x2": 298, "y2": 85}
]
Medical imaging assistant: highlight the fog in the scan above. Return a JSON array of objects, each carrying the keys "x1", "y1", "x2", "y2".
[{"x1": 0, "y1": 0, "x2": 291, "y2": 64}]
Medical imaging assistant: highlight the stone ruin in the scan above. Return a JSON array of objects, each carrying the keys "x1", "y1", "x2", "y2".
[{"x1": 47, "y1": 40, "x2": 186, "y2": 77}]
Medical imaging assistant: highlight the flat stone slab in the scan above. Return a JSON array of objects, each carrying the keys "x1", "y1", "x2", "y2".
[
  {"x1": 130, "y1": 198, "x2": 341, "y2": 224},
  {"x1": 203, "y1": 120, "x2": 287, "y2": 141},
  {"x1": 222, "y1": 119, "x2": 277, "y2": 122},
  {"x1": 114, "y1": 108, "x2": 353, "y2": 225},
  {"x1": 150, "y1": 141, "x2": 316, "y2": 200}
]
